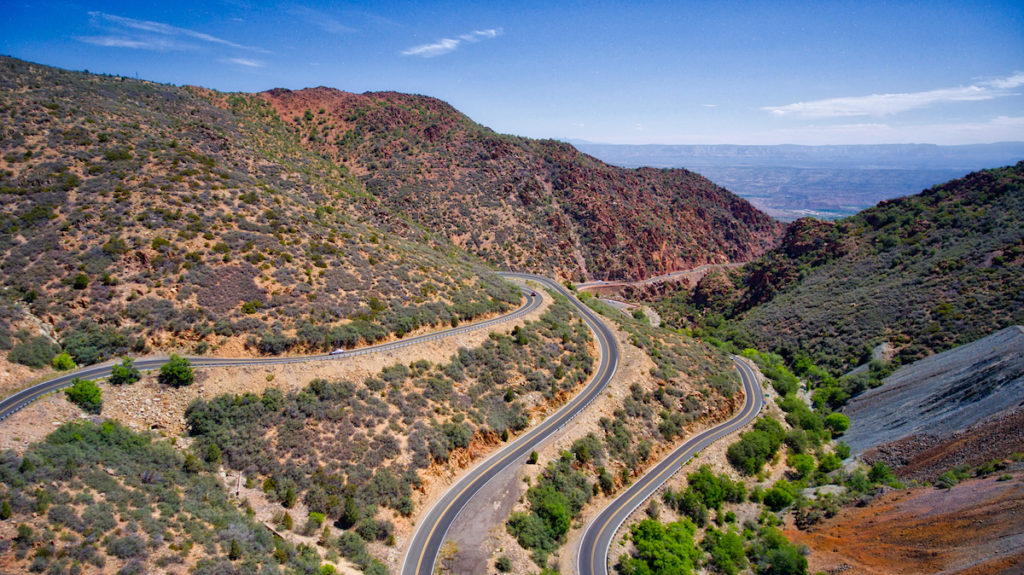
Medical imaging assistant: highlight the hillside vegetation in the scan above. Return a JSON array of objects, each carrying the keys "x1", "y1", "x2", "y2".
[
  {"x1": 656, "y1": 163, "x2": 1024, "y2": 374},
  {"x1": 261, "y1": 87, "x2": 781, "y2": 281},
  {"x1": 0, "y1": 57, "x2": 518, "y2": 368}
]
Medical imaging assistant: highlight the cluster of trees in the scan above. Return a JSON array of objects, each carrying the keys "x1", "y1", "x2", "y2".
[
  {"x1": 662, "y1": 465, "x2": 746, "y2": 527},
  {"x1": 507, "y1": 453, "x2": 593, "y2": 565},
  {"x1": 726, "y1": 417, "x2": 785, "y2": 476}
]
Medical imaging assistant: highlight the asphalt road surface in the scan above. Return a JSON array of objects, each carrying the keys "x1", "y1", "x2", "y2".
[
  {"x1": 401, "y1": 272, "x2": 620, "y2": 575},
  {"x1": 0, "y1": 287, "x2": 542, "y2": 422},
  {"x1": 577, "y1": 356, "x2": 764, "y2": 575}
]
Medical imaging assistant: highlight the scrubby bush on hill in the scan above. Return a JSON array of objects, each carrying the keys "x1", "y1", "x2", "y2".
[
  {"x1": 64, "y1": 377, "x2": 102, "y2": 414},
  {"x1": 159, "y1": 354, "x2": 193, "y2": 387},
  {"x1": 727, "y1": 417, "x2": 785, "y2": 475}
]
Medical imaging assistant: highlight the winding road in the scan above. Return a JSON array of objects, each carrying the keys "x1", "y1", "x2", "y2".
[
  {"x1": 577, "y1": 356, "x2": 764, "y2": 575},
  {"x1": 401, "y1": 272, "x2": 620, "y2": 575},
  {"x1": 0, "y1": 287, "x2": 542, "y2": 422},
  {"x1": 2, "y1": 272, "x2": 763, "y2": 575}
]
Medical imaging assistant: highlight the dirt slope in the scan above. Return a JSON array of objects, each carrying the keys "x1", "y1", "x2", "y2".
[
  {"x1": 785, "y1": 465, "x2": 1024, "y2": 575},
  {"x1": 843, "y1": 325, "x2": 1024, "y2": 458}
]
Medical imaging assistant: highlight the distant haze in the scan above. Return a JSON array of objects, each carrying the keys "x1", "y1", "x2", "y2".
[{"x1": 574, "y1": 142, "x2": 1024, "y2": 221}]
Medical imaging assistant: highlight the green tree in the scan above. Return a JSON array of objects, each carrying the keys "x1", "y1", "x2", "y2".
[
  {"x1": 65, "y1": 377, "x2": 102, "y2": 414},
  {"x1": 109, "y1": 357, "x2": 142, "y2": 385},
  {"x1": 159, "y1": 354, "x2": 194, "y2": 387},
  {"x1": 229, "y1": 539, "x2": 242, "y2": 560}
]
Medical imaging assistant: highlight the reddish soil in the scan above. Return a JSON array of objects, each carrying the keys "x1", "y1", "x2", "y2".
[
  {"x1": 865, "y1": 407, "x2": 1024, "y2": 482},
  {"x1": 785, "y1": 467, "x2": 1024, "y2": 575}
]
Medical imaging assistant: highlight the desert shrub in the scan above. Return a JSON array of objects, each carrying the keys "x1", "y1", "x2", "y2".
[
  {"x1": 570, "y1": 433, "x2": 604, "y2": 466},
  {"x1": 663, "y1": 488, "x2": 709, "y2": 527},
  {"x1": 823, "y1": 413, "x2": 850, "y2": 435},
  {"x1": 726, "y1": 418, "x2": 785, "y2": 475},
  {"x1": 8, "y1": 335, "x2": 59, "y2": 368},
  {"x1": 762, "y1": 480, "x2": 796, "y2": 512},
  {"x1": 159, "y1": 354, "x2": 193, "y2": 387},
  {"x1": 749, "y1": 526, "x2": 807, "y2": 575},
  {"x1": 617, "y1": 518, "x2": 700, "y2": 575},
  {"x1": 105, "y1": 535, "x2": 146, "y2": 559},
  {"x1": 61, "y1": 321, "x2": 129, "y2": 365},
  {"x1": 64, "y1": 378, "x2": 102, "y2": 414},
  {"x1": 109, "y1": 358, "x2": 142, "y2": 385},
  {"x1": 507, "y1": 453, "x2": 592, "y2": 565},
  {"x1": 702, "y1": 528, "x2": 747, "y2": 575},
  {"x1": 868, "y1": 461, "x2": 897, "y2": 486},
  {"x1": 684, "y1": 465, "x2": 745, "y2": 510},
  {"x1": 51, "y1": 352, "x2": 76, "y2": 370},
  {"x1": 787, "y1": 453, "x2": 816, "y2": 479},
  {"x1": 817, "y1": 452, "x2": 842, "y2": 473}
]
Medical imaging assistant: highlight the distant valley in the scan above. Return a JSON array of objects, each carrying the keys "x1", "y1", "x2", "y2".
[{"x1": 575, "y1": 142, "x2": 1024, "y2": 220}]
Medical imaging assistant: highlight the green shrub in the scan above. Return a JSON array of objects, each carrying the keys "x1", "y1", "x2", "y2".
[
  {"x1": 684, "y1": 465, "x2": 745, "y2": 510},
  {"x1": 868, "y1": 461, "x2": 897, "y2": 485},
  {"x1": 817, "y1": 452, "x2": 842, "y2": 473},
  {"x1": 61, "y1": 321, "x2": 129, "y2": 365},
  {"x1": 8, "y1": 335, "x2": 60, "y2": 368},
  {"x1": 762, "y1": 480, "x2": 796, "y2": 512},
  {"x1": 617, "y1": 518, "x2": 700, "y2": 575},
  {"x1": 787, "y1": 453, "x2": 816, "y2": 479},
  {"x1": 159, "y1": 354, "x2": 194, "y2": 387},
  {"x1": 109, "y1": 358, "x2": 142, "y2": 385},
  {"x1": 64, "y1": 377, "x2": 102, "y2": 414},
  {"x1": 71, "y1": 273, "x2": 89, "y2": 290},
  {"x1": 824, "y1": 413, "x2": 850, "y2": 435},
  {"x1": 726, "y1": 418, "x2": 785, "y2": 475},
  {"x1": 495, "y1": 555, "x2": 512, "y2": 572},
  {"x1": 52, "y1": 352, "x2": 76, "y2": 370},
  {"x1": 702, "y1": 528, "x2": 747, "y2": 575}
]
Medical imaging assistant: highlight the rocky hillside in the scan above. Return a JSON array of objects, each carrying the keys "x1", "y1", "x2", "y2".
[
  {"x1": 0, "y1": 57, "x2": 781, "y2": 372},
  {"x1": 0, "y1": 56, "x2": 519, "y2": 368},
  {"x1": 260, "y1": 87, "x2": 782, "y2": 281},
  {"x1": 656, "y1": 163, "x2": 1024, "y2": 373},
  {"x1": 843, "y1": 325, "x2": 1024, "y2": 479}
]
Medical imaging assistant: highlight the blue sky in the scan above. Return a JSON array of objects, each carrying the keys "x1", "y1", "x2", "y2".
[{"x1": 2, "y1": 0, "x2": 1022, "y2": 145}]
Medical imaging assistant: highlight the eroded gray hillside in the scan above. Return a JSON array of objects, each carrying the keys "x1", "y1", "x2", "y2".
[{"x1": 843, "y1": 325, "x2": 1024, "y2": 453}]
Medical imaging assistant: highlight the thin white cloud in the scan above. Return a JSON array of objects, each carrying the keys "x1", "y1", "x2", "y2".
[
  {"x1": 79, "y1": 35, "x2": 188, "y2": 50},
  {"x1": 224, "y1": 57, "x2": 264, "y2": 68},
  {"x1": 402, "y1": 28, "x2": 502, "y2": 58},
  {"x1": 85, "y1": 11, "x2": 269, "y2": 53},
  {"x1": 765, "y1": 73, "x2": 1024, "y2": 118}
]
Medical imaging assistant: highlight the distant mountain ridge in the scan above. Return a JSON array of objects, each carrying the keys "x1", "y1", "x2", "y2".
[
  {"x1": 575, "y1": 142, "x2": 1024, "y2": 220},
  {"x1": 572, "y1": 142, "x2": 1024, "y2": 169}
]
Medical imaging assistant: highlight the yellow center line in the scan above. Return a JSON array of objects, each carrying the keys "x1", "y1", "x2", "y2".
[
  {"x1": 588, "y1": 361, "x2": 760, "y2": 573},
  {"x1": 412, "y1": 281, "x2": 613, "y2": 574}
]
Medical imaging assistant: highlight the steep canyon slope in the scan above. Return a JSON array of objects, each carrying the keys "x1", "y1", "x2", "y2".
[{"x1": 260, "y1": 87, "x2": 782, "y2": 281}]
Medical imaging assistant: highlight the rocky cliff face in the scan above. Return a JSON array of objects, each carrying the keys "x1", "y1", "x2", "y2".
[{"x1": 260, "y1": 87, "x2": 783, "y2": 281}]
